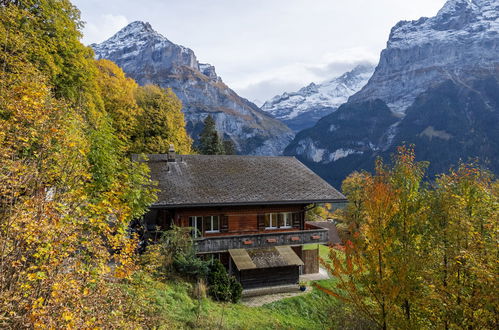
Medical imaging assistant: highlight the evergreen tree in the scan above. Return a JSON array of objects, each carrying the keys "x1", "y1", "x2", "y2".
[
  {"x1": 222, "y1": 139, "x2": 236, "y2": 155},
  {"x1": 199, "y1": 115, "x2": 224, "y2": 155}
]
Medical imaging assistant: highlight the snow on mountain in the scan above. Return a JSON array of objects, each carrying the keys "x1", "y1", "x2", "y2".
[
  {"x1": 350, "y1": 0, "x2": 499, "y2": 114},
  {"x1": 285, "y1": 0, "x2": 499, "y2": 187},
  {"x1": 261, "y1": 64, "x2": 374, "y2": 132},
  {"x1": 92, "y1": 21, "x2": 293, "y2": 156}
]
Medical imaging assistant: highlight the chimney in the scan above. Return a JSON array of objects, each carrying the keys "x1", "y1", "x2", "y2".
[{"x1": 167, "y1": 144, "x2": 176, "y2": 162}]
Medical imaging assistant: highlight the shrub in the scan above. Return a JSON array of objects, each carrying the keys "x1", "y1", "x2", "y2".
[
  {"x1": 207, "y1": 260, "x2": 243, "y2": 303},
  {"x1": 228, "y1": 276, "x2": 243, "y2": 303},
  {"x1": 173, "y1": 253, "x2": 210, "y2": 279}
]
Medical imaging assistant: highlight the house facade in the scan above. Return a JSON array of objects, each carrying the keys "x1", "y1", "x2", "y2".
[{"x1": 139, "y1": 149, "x2": 345, "y2": 289}]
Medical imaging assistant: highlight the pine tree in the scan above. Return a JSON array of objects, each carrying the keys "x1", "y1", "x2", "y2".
[
  {"x1": 199, "y1": 115, "x2": 224, "y2": 155},
  {"x1": 222, "y1": 139, "x2": 236, "y2": 155}
]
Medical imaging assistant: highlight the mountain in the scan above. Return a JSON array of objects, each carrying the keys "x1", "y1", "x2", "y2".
[
  {"x1": 285, "y1": 0, "x2": 499, "y2": 187},
  {"x1": 261, "y1": 64, "x2": 375, "y2": 132},
  {"x1": 92, "y1": 21, "x2": 293, "y2": 155}
]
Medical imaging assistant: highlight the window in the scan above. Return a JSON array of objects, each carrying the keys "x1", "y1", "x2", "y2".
[
  {"x1": 265, "y1": 213, "x2": 276, "y2": 229},
  {"x1": 189, "y1": 216, "x2": 202, "y2": 238},
  {"x1": 279, "y1": 212, "x2": 292, "y2": 228},
  {"x1": 205, "y1": 215, "x2": 220, "y2": 233},
  {"x1": 265, "y1": 212, "x2": 293, "y2": 229},
  {"x1": 189, "y1": 215, "x2": 220, "y2": 236}
]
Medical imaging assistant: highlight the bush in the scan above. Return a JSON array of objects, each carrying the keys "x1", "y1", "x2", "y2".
[
  {"x1": 173, "y1": 253, "x2": 210, "y2": 279},
  {"x1": 228, "y1": 276, "x2": 243, "y2": 303},
  {"x1": 207, "y1": 260, "x2": 243, "y2": 303}
]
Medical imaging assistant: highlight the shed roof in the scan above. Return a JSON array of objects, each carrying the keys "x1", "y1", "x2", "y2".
[
  {"x1": 229, "y1": 246, "x2": 304, "y2": 270},
  {"x1": 139, "y1": 154, "x2": 345, "y2": 208}
]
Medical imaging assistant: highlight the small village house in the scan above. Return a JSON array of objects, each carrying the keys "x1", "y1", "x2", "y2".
[{"x1": 138, "y1": 148, "x2": 346, "y2": 289}]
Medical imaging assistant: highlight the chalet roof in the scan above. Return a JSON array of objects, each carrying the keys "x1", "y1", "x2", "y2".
[
  {"x1": 229, "y1": 246, "x2": 304, "y2": 270},
  {"x1": 140, "y1": 154, "x2": 346, "y2": 208}
]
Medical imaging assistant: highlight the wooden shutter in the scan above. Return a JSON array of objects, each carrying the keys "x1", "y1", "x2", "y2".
[
  {"x1": 220, "y1": 215, "x2": 229, "y2": 232},
  {"x1": 257, "y1": 214, "x2": 265, "y2": 230},
  {"x1": 292, "y1": 212, "x2": 302, "y2": 229}
]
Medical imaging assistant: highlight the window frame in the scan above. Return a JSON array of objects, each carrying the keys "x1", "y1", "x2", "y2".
[
  {"x1": 205, "y1": 215, "x2": 220, "y2": 233},
  {"x1": 280, "y1": 212, "x2": 292, "y2": 229},
  {"x1": 189, "y1": 216, "x2": 203, "y2": 238},
  {"x1": 265, "y1": 213, "x2": 278, "y2": 229},
  {"x1": 265, "y1": 212, "x2": 293, "y2": 230}
]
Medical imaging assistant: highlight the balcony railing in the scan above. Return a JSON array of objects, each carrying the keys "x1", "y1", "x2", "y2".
[{"x1": 194, "y1": 228, "x2": 329, "y2": 253}]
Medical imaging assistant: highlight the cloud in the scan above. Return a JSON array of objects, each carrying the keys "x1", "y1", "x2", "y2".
[
  {"x1": 305, "y1": 48, "x2": 379, "y2": 80},
  {"x1": 231, "y1": 48, "x2": 379, "y2": 103},
  {"x1": 236, "y1": 79, "x2": 305, "y2": 106},
  {"x1": 81, "y1": 14, "x2": 129, "y2": 45}
]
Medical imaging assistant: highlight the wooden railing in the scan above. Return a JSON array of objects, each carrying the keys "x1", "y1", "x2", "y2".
[{"x1": 194, "y1": 228, "x2": 329, "y2": 253}]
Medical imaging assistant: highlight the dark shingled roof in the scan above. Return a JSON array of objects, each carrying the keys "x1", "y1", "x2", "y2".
[{"x1": 141, "y1": 154, "x2": 345, "y2": 208}]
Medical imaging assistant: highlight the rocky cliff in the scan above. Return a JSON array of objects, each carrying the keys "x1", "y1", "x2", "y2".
[
  {"x1": 285, "y1": 0, "x2": 499, "y2": 187},
  {"x1": 92, "y1": 21, "x2": 293, "y2": 155}
]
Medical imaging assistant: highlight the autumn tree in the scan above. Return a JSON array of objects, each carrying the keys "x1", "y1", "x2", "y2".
[
  {"x1": 319, "y1": 147, "x2": 498, "y2": 329},
  {"x1": 132, "y1": 84, "x2": 192, "y2": 154},
  {"x1": 95, "y1": 59, "x2": 142, "y2": 149},
  {"x1": 324, "y1": 161, "x2": 403, "y2": 329},
  {"x1": 0, "y1": 1, "x2": 156, "y2": 327},
  {"x1": 423, "y1": 163, "x2": 498, "y2": 329},
  {"x1": 336, "y1": 171, "x2": 370, "y2": 240}
]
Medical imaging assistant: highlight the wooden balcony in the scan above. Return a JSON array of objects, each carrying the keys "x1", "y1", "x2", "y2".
[{"x1": 194, "y1": 227, "x2": 328, "y2": 253}]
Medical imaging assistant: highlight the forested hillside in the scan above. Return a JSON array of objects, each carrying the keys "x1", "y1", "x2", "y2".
[{"x1": 0, "y1": 0, "x2": 190, "y2": 327}]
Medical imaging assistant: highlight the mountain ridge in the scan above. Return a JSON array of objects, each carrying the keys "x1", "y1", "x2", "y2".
[
  {"x1": 285, "y1": 0, "x2": 499, "y2": 187},
  {"x1": 92, "y1": 21, "x2": 294, "y2": 156},
  {"x1": 261, "y1": 64, "x2": 375, "y2": 132}
]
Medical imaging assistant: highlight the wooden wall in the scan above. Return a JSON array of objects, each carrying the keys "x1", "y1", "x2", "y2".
[
  {"x1": 165, "y1": 204, "x2": 307, "y2": 236},
  {"x1": 302, "y1": 248, "x2": 319, "y2": 274},
  {"x1": 235, "y1": 266, "x2": 300, "y2": 289}
]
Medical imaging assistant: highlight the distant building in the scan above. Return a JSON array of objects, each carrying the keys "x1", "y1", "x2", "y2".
[{"x1": 137, "y1": 148, "x2": 346, "y2": 289}]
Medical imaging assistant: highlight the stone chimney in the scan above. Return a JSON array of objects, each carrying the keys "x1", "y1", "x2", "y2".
[{"x1": 167, "y1": 144, "x2": 176, "y2": 162}]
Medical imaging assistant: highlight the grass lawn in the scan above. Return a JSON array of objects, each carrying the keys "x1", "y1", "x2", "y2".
[
  {"x1": 120, "y1": 246, "x2": 353, "y2": 329},
  {"x1": 124, "y1": 273, "x2": 345, "y2": 329}
]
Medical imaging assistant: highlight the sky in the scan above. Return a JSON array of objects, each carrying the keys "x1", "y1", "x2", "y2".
[{"x1": 74, "y1": 0, "x2": 447, "y2": 104}]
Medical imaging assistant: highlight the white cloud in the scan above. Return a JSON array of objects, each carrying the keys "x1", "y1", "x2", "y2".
[
  {"x1": 81, "y1": 14, "x2": 128, "y2": 45},
  {"x1": 73, "y1": 0, "x2": 446, "y2": 102}
]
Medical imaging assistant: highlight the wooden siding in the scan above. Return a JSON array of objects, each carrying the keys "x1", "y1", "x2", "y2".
[
  {"x1": 144, "y1": 204, "x2": 307, "y2": 237},
  {"x1": 302, "y1": 248, "x2": 319, "y2": 274},
  {"x1": 235, "y1": 266, "x2": 299, "y2": 289}
]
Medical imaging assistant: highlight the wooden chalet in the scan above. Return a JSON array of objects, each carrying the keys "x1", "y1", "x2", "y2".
[{"x1": 138, "y1": 148, "x2": 346, "y2": 289}]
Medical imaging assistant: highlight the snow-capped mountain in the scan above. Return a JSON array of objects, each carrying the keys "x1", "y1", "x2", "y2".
[
  {"x1": 285, "y1": 0, "x2": 499, "y2": 187},
  {"x1": 92, "y1": 21, "x2": 293, "y2": 155},
  {"x1": 261, "y1": 64, "x2": 374, "y2": 132},
  {"x1": 349, "y1": 0, "x2": 499, "y2": 113}
]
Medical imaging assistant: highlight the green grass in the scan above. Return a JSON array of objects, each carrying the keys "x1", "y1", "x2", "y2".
[
  {"x1": 123, "y1": 271, "x2": 347, "y2": 329},
  {"x1": 121, "y1": 246, "x2": 353, "y2": 329}
]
